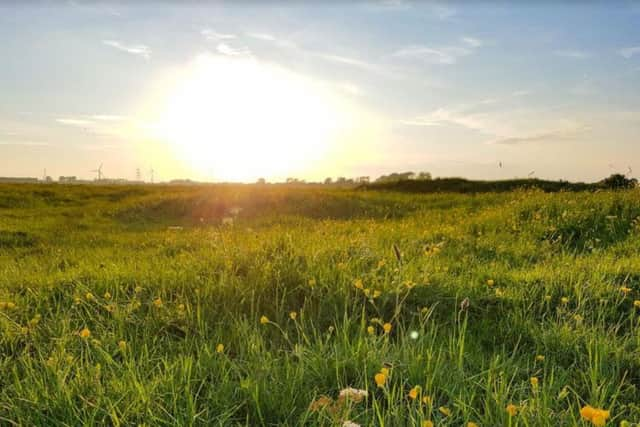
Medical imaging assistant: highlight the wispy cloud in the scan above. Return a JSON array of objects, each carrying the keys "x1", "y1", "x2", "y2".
[
  {"x1": 489, "y1": 126, "x2": 589, "y2": 145},
  {"x1": 201, "y1": 29, "x2": 236, "y2": 41},
  {"x1": 618, "y1": 46, "x2": 640, "y2": 58},
  {"x1": 512, "y1": 90, "x2": 532, "y2": 97},
  {"x1": 461, "y1": 37, "x2": 483, "y2": 48},
  {"x1": 0, "y1": 141, "x2": 50, "y2": 146},
  {"x1": 246, "y1": 32, "x2": 297, "y2": 49},
  {"x1": 432, "y1": 4, "x2": 456, "y2": 20},
  {"x1": 216, "y1": 42, "x2": 251, "y2": 57},
  {"x1": 56, "y1": 118, "x2": 94, "y2": 126},
  {"x1": 554, "y1": 50, "x2": 591, "y2": 59},
  {"x1": 102, "y1": 40, "x2": 151, "y2": 59},
  {"x1": 392, "y1": 45, "x2": 472, "y2": 65}
]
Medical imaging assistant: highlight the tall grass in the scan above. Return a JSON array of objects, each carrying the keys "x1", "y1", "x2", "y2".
[{"x1": 0, "y1": 184, "x2": 639, "y2": 425}]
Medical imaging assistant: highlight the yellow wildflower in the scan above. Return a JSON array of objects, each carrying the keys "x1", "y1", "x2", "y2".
[
  {"x1": 535, "y1": 354, "x2": 545, "y2": 362},
  {"x1": 439, "y1": 406, "x2": 451, "y2": 417},
  {"x1": 380, "y1": 367, "x2": 389, "y2": 376},
  {"x1": 487, "y1": 279, "x2": 495, "y2": 286},
  {"x1": 634, "y1": 300, "x2": 640, "y2": 308},
  {"x1": 367, "y1": 325, "x2": 375, "y2": 335},
  {"x1": 79, "y1": 328, "x2": 91, "y2": 339},
  {"x1": 422, "y1": 395, "x2": 432, "y2": 405},
  {"x1": 118, "y1": 340, "x2": 127, "y2": 351},
  {"x1": 153, "y1": 297, "x2": 162, "y2": 308},
  {"x1": 506, "y1": 404, "x2": 518, "y2": 416},
  {"x1": 467, "y1": 423, "x2": 479, "y2": 427},
  {"x1": 530, "y1": 376, "x2": 539, "y2": 390},
  {"x1": 85, "y1": 292, "x2": 94, "y2": 301},
  {"x1": 561, "y1": 297, "x2": 569, "y2": 304},
  {"x1": 354, "y1": 279, "x2": 364, "y2": 289},
  {"x1": 289, "y1": 311, "x2": 298, "y2": 320},
  {"x1": 373, "y1": 290, "x2": 382, "y2": 298},
  {"x1": 422, "y1": 421, "x2": 434, "y2": 427},
  {"x1": 260, "y1": 315, "x2": 269, "y2": 324},
  {"x1": 620, "y1": 286, "x2": 632, "y2": 295},
  {"x1": 580, "y1": 405, "x2": 610, "y2": 426},
  {"x1": 408, "y1": 386, "x2": 420, "y2": 400},
  {"x1": 383, "y1": 323, "x2": 392, "y2": 334},
  {"x1": 104, "y1": 292, "x2": 112, "y2": 300},
  {"x1": 216, "y1": 343, "x2": 224, "y2": 353},
  {"x1": 374, "y1": 372, "x2": 387, "y2": 387}
]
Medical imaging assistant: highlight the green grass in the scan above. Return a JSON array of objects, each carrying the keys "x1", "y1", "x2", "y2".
[{"x1": 1, "y1": 183, "x2": 640, "y2": 426}]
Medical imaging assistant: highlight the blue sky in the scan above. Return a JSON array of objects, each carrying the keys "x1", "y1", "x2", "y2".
[{"x1": 1, "y1": 1, "x2": 639, "y2": 182}]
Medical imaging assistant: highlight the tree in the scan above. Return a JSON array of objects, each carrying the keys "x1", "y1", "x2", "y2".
[
  {"x1": 324, "y1": 177, "x2": 333, "y2": 185},
  {"x1": 600, "y1": 173, "x2": 637, "y2": 189}
]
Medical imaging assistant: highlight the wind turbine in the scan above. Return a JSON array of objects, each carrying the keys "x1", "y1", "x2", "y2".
[
  {"x1": 91, "y1": 163, "x2": 103, "y2": 181},
  {"x1": 149, "y1": 167, "x2": 155, "y2": 184}
]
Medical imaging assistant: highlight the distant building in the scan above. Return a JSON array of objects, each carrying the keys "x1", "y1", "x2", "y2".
[
  {"x1": 59, "y1": 176, "x2": 77, "y2": 183},
  {"x1": 0, "y1": 177, "x2": 39, "y2": 183}
]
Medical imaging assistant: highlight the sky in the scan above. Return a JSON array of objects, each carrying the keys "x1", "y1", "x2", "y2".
[{"x1": 1, "y1": 1, "x2": 639, "y2": 183}]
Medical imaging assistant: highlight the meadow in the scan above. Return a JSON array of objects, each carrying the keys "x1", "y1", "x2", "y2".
[{"x1": 1, "y1": 183, "x2": 640, "y2": 426}]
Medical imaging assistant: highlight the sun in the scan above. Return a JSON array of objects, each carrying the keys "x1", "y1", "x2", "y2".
[{"x1": 151, "y1": 54, "x2": 346, "y2": 182}]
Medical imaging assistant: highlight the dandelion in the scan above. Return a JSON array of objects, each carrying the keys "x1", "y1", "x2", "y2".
[
  {"x1": 422, "y1": 421, "x2": 434, "y2": 427},
  {"x1": 374, "y1": 372, "x2": 387, "y2": 387},
  {"x1": 422, "y1": 395, "x2": 432, "y2": 405},
  {"x1": 535, "y1": 354, "x2": 545, "y2": 362},
  {"x1": 487, "y1": 279, "x2": 495, "y2": 286},
  {"x1": 439, "y1": 406, "x2": 451, "y2": 417},
  {"x1": 383, "y1": 323, "x2": 392, "y2": 334},
  {"x1": 372, "y1": 290, "x2": 382, "y2": 298},
  {"x1": 574, "y1": 314, "x2": 584, "y2": 323},
  {"x1": 134, "y1": 286, "x2": 143, "y2": 293},
  {"x1": 308, "y1": 278, "x2": 316, "y2": 287},
  {"x1": 354, "y1": 279, "x2": 364, "y2": 290},
  {"x1": 216, "y1": 343, "x2": 224, "y2": 353},
  {"x1": 544, "y1": 295, "x2": 552, "y2": 302},
  {"x1": 506, "y1": 404, "x2": 518, "y2": 416},
  {"x1": 580, "y1": 405, "x2": 610, "y2": 426},
  {"x1": 380, "y1": 367, "x2": 389, "y2": 376},
  {"x1": 495, "y1": 288, "x2": 504, "y2": 297},
  {"x1": 118, "y1": 340, "x2": 127, "y2": 351},
  {"x1": 260, "y1": 315, "x2": 269, "y2": 324},
  {"x1": 620, "y1": 286, "x2": 632, "y2": 295},
  {"x1": 634, "y1": 300, "x2": 640, "y2": 308},
  {"x1": 367, "y1": 325, "x2": 375, "y2": 335},
  {"x1": 289, "y1": 311, "x2": 298, "y2": 320},
  {"x1": 467, "y1": 423, "x2": 479, "y2": 427},
  {"x1": 530, "y1": 376, "x2": 539, "y2": 390},
  {"x1": 79, "y1": 328, "x2": 91, "y2": 339},
  {"x1": 85, "y1": 292, "x2": 94, "y2": 301},
  {"x1": 153, "y1": 297, "x2": 162, "y2": 308},
  {"x1": 177, "y1": 303, "x2": 185, "y2": 311},
  {"x1": 104, "y1": 292, "x2": 112, "y2": 300},
  {"x1": 0, "y1": 302, "x2": 6, "y2": 310},
  {"x1": 408, "y1": 386, "x2": 421, "y2": 400},
  {"x1": 561, "y1": 297, "x2": 569, "y2": 304}
]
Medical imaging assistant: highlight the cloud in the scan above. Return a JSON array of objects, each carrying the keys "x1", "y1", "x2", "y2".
[
  {"x1": 554, "y1": 50, "x2": 591, "y2": 59},
  {"x1": 201, "y1": 29, "x2": 236, "y2": 41},
  {"x1": 0, "y1": 141, "x2": 50, "y2": 146},
  {"x1": 216, "y1": 42, "x2": 251, "y2": 57},
  {"x1": 432, "y1": 4, "x2": 456, "y2": 20},
  {"x1": 56, "y1": 118, "x2": 94, "y2": 126},
  {"x1": 90, "y1": 115, "x2": 126, "y2": 121},
  {"x1": 392, "y1": 45, "x2": 472, "y2": 65},
  {"x1": 461, "y1": 37, "x2": 483, "y2": 48},
  {"x1": 489, "y1": 126, "x2": 589, "y2": 145},
  {"x1": 512, "y1": 90, "x2": 531, "y2": 97},
  {"x1": 618, "y1": 46, "x2": 640, "y2": 58},
  {"x1": 246, "y1": 32, "x2": 297, "y2": 49},
  {"x1": 102, "y1": 40, "x2": 151, "y2": 59}
]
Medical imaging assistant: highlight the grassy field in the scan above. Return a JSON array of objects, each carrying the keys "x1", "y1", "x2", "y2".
[{"x1": 1, "y1": 183, "x2": 640, "y2": 426}]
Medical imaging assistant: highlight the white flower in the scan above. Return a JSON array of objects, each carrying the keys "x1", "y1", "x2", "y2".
[
  {"x1": 343, "y1": 421, "x2": 361, "y2": 427},
  {"x1": 409, "y1": 330, "x2": 419, "y2": 339},
  {"x1": 339, "y1": 387, "x2": 368, "y2": 403}
]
